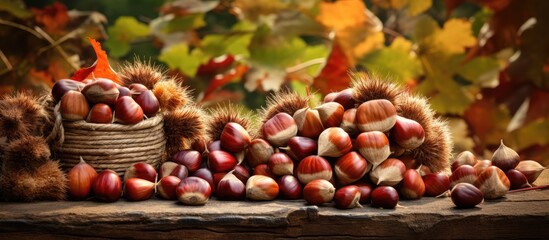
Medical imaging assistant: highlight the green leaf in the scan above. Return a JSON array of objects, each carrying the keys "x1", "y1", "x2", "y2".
[
  {"x1": 0, "y1": 0, "x2": 31, "y2": 19},
  {"x1": 413, "y1": 15, "x2": 439, "y2": 41},
  {"x1": 201, "y1": 33, "x2": 253, "y2": 58},
  {"x1": 360, "y1": 38, "x2": 421, "y2": 84},
  {"x1": 452, "y1": 55, "x2": 501, "y2": 87},
  {"x1": 510, "y1": 119, "x2": 549, "y2": 150},
  {"x1": 105, "y1": 16, "x2": 150, "y2": 57},
  {"x1": 249, "y1": 25, "x2": 307, "y2": 67},
  {"x1": 300, "y1": 44, "x2": 329, "y2": 76},
  {"x1": 158, "y1": 43, "x2": 208, "y2": 77},
  {"x1": 471, "y1": 8, "x2": 493, "y2": 36},
  {"x1": 408, "y1": 0, "x2": 432, "y2": 16}
]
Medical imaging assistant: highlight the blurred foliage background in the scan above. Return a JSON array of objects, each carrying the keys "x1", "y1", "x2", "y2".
[{"x1": 1, "y1": 0, "x2": 548, "y2": 165}]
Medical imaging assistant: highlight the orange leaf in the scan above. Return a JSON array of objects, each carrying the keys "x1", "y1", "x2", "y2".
[
  {"x1": 71, "y1": 38, "x2": 121, "y2": 84},
  {"x1": 203, "y1": 64, "x2": 249, "y2": 100},
  {"x1": 313, "y1": 42, "x2": 351, "y2": 95},
  {"x1": 316, "y1": 0, "x2": 367, "y2": 31},
  {"x1": 31, "y1": 2, "x2": 69, "y2": 35}
]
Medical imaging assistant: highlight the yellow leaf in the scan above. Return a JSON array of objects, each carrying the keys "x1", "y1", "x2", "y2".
[
  {"x1": 353, "y1": 31, "x2": 385, "y2": 58},
  {"x1": 390, "y1": 36, "x2": 413, "y2": 52},
  {"x1": 234, "y1": 0, "x2": 286, "y2": 22},
  {"x1": 337, "y1": 25, "x2": 385, "y2": 65},
  {"x1": 429, "y1": 19, "x2": 477, "y2": 55},
  {"x1": 316, "y1": 0, "x2": 367, "y2": 31},
  {"x1": 408, "y1": 0, "x2": 432, "y2": 16}
]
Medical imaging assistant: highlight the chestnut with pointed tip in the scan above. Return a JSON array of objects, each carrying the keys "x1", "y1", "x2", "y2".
[
  {"x1": 474, "y1": 166, "x2": 510, "y2": 199},
  {"x1": 277, "y1": 175, "x2": 302, "y2": 199},
  {"x1": 293, "y1": 108, "x2": 324, "y2": 138},
  {"x1": 296, "y1": 155, "x2": 333, "y2": 184},
  {"x1": 315, "y1": 102, "x2": 345, "y2": 128},
  {"x1": 246, "y1": 175, "x2": 279, "y2": 201},
  {"x1": 157, "y1": 176, "x2": 181, "y2": 200},
  {"x1": 317, "y1": 127, "x2": 352, "y2": 157},
  {"x1": 303, "y1": 179, "x2": 335, "y2": 205},
  {"x1": 355, "y1": 99, "x2": 397, "y2": 132},
  {"x1": 370, "y1": 158, "x2": 406, "y2": 186},
  {"x1": 176, "y1": 176, "x2": 212, "y2": 205},
  {"x1": 334, "y1": 151, "x2": 369, "y2": 185},
  {"x1": 356, "y1": 131, "x2": 391, "y2": 167},
  {"x1": 124, "y1": 178, "x2": 155, "y2": 201},
  {"x1": 391, "y1": 116, "x2": 425, "y2": 150},
  {"x1": 323, "y1": 92, "x2": 339, "y2": 103},
  {"x1": 220, "y1": 122, "x2": 251, "y2": 153},
  {"x1": 67, "y1": 158, "x2": 98, "y2": 200},
  {"x1": 246, "y1": 139, "x2": 274, "y2": 167},
  {"x1": 335, "y1": 185, "x2": 362, "y2": 209},
  {"x1": 491, "y1": 140, "x2": 520, "y2": 171},
  {"x1": 371, "y1": 186, "x2": 399, "y2": 209},
  {"x1": 262, "y1": 112, "x2": 297, "y2": 147}
]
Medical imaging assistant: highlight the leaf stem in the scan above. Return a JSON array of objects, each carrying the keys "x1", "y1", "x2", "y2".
[
  {"x1": 286, "y1": 58, "x2": 326, "y2": 73},
  {"x1": 0, "y1": 49, "x2": 13, "y2": 75}
]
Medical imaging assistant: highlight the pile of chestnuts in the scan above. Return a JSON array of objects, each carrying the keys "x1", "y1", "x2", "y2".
[
  {"x1": 52, "y1": 78, "x2": 159, "y2": 124},
  {"x1": 449, "y1": 140, "x2": 546, "y2": 208}
]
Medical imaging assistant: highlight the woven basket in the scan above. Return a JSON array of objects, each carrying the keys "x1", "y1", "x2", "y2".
[{"x1": 48, "y1": 103, "x2": 166, "y2": 176}]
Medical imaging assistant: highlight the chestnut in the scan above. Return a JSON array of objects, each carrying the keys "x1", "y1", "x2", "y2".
[
  {"x1": 67, "y1": 157, "x2": 97, "y2": 200},
  {"x1": 268, "y1": 152, "x2": 294, "y2": 176},
  {"x1": 157, "y1": 176, "x2": 181, "y2": 200},
  {"x1": 208, "y1": 150, "x2": 237, "y2": 173},
  {"x1": 176, "y1": 176, "x2": 212, "y2": 205},
  {"x1": 451, "y1": 183, "x2": 483, "y2": 208},
  {"x1": 303, "y1": 179, "x2": 335, "y2": 205},
  {"x1": 334, "y1": 185, "x2": 362, "y2": 209},
  {"x1": 172, "y1": 150, "x2": 202, "y2": 173},
  {"x1": 124, "y1": 162, "x2": 158, "y2": 183},
  {"x1": 220, "y1": 122, "x2": 251, "y2": 153},
  {"x1": 371, "y1": 186, "x2": 399, "y2": 209},
  {"x1": 124, "y1": 178, "x2": 155, "y2": 201},
  {"x1": 296, "y1": 155, "x2": 333, "y2": 184},
  {"x1": 277, "y1": 175, "x2": 302, "y2": 200},
  {"x1": 422, "y1": 173, "x2": 450, "y2": 197},
  {"x1": 93, "y1": 170, "x2": 122, "y2": 202},
  {"x1": 216, "y1": 172, "x2": 246, "y2": 200},
  {"x1": 246, "y1": 175, "x2": 279, "y2": 201}
]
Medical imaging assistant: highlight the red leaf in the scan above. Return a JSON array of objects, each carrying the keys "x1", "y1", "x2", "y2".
[
  {"x1": 31, "y1": 2, "x2": 69, "y2": 35},
  {"x1": 71, "y1": 38, "x2": 121, "y2": 84},
  {"x1": 313, "y1": 42, "x2": 351, "y2": 95},
  {"x1": 526, "y1": 89, "x2": 549, "y2": 122},
  {"x1": 202, "y1": 64, "x2": 249, "y2": 100}
]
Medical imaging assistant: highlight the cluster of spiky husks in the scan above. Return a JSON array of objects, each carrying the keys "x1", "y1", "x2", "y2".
[
  {"x1": 163, "y1": 104, "x2": 207, "y2": 158},
  {"x1": 351, "y1": 73, "x2": 452, "y2": 173},
  {"x1": 0, "y1": 92, "x2": 66, "y2": 201},
  {"x1": 0, "y1": 92, "x2": 49, "y2": 142},
  {"x1": 119, "y1": 58, "x2": 165, "y2": 90},
  {"x1": 207, "y1": 103, "x2": 256, "y2": 141},
  {"x1": 153, "y1": 78, "x2": 192, "y2": 112}
]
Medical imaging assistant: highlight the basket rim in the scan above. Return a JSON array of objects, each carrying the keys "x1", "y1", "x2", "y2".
[{"x1": 62, "y1": 114, "x2": 163, "y2": 131}]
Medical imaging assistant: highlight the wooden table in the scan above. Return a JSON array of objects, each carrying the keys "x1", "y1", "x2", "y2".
[{"x1": 1, "y1": 189, "x2": 548, "y2": 239}]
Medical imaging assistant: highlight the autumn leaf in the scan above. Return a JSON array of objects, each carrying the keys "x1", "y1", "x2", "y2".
[
  {"x1": 104, "y1": 16, "x2": 150, "y2": 57},
  {"x1": 417, "y1": 17, "x2": 477, "y2": 56},
  {"x1": 203, "y1": 64, "x2": 249, "y2": 99},
  {"x1": 313, "y1": 42, "x2": 351, "y2": 95},
  {"x1": 244, "y1": 65, "x2": 286, "y2": 92},
  {"x1": 372, "y1": 0, "x2": 433, "y2": 16},
  {"x1": 71, "y1": 38, "x2": 120, "y2": 84},
  {"x1": 316, "y1": 0, "x2": 367, "y2": 31},
  {"x1": 31, "y1": 2, "x2": 69, "y2": 35},
  {"x1": 248, "y1": 25, "x2": 307, "y2": 68},
  {"x1": 463, "y1": 98, "x2": 511, "y2": 148}
]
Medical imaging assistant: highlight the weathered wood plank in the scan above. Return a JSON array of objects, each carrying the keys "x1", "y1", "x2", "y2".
[{"x1": 0, "y1": 190, "x2": 548, "y2": 239}]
